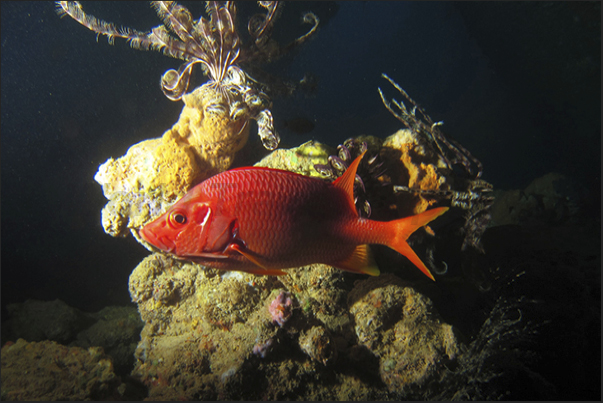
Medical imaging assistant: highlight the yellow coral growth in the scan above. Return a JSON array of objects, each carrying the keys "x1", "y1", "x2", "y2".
[
  {"x1": 382, "y1": 129, "x2": 448, "y2": 215},
  {"x1": 151, "y1": 133, "x2": 208, "y2": 200},
  {"x1": 166, "y1": 85, "x2": 250, "y2": 173},
  {"x1": 95, "y1": 135, "x2": 207, "y2": 236},
  {"x1": 95, "y1": 83, "x2": 253, "y2": 238}
]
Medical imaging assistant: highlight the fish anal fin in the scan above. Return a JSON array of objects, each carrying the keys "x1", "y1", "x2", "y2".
[
  {"x1": 333, "y1": 151, "x2": 366, "y2": 215},
  {"x1": 331, "y1": 244, "x2": 380, "y2": 276},
  {"x1": 227, "y1": 244, "x2": 287, "y2": 276}
]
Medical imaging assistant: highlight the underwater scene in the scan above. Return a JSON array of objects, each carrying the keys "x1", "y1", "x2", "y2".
[{"x1": 1, "y1": 1, "x2": 600, "y2": 400}]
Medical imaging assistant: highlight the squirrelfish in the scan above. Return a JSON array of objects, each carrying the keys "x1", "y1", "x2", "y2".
[{"x1": 139, "y1": 153, "x2": 448, "y2": 280}]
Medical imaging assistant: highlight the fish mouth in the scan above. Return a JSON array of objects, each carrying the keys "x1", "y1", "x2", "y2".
[{"x1": 139, "y1": 227, "x2": 175, "y2": 253}]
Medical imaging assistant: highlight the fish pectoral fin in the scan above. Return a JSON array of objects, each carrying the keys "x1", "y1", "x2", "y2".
[
  {"x1": 331, "y1": 244, "x2": 380, "y2": 276},
  {"x1": 189, "y1": 252, "x2": 229, "y2": 259},
  {"x1": 227, "y1": 244, "x2": 287, "y2": 276}
]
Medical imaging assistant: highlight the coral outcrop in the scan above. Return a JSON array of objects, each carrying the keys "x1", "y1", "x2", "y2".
[
  {"x1": 348, "y1": 274, "x2": 460, "y2": 392},
  {"x1": 116, "y1": 135, "x2": 464, "y2": 399},
  {"x1": 126, "y1": 252, "x2": 461, "y2": 400},
  {"x1": 2, "y1": 300, "x2": 144, "y2": 378},
  {"x1": 489, "y1": 172, "x2": 587, "y2": 226},
  {"x1": 380, "y1": 129, "x2": 450, "y2": 215},
  {"x1": 1, "y1": 339, "x2": 122, "y2": 401},
  {"x1": 95, "y1": 85, "x2": 251, "y2": 238},
  {"x1": 3, "y1": 299, "x2": 92, "y2": 345},
  {"x1": 71, "y1": 1, "x2": 318, "y2": 240},
  {"x1": 254, "y1": 140, "x2": 333, "y2": 178}
]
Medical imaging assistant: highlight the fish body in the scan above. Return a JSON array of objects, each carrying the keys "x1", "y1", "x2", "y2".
[{"x1": 139, "y1": 153, "x2": 448, "y2": 280}]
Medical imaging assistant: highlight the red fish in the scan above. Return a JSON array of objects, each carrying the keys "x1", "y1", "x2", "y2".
[{"x1": 139, "y1": 152, "x2": 448, "y2": 280}]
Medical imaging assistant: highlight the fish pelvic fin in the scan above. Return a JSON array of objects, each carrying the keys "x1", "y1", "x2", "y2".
[
  {"x1": 331, "y1": 244, "x2": 380, "y2": 276},
  {"x1": 333, "y1": 151, "x2": 367, "y2": 216},
  {"x1": 385, "y1": 207, "x2": 449, "y2": 281},
  {"x1": 228, "y1": 244, "x2": 287, "y2": 276}
]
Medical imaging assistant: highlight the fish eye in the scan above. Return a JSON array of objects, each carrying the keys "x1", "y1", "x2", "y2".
[{"x1": 169, "y1": 211, "x2": 187, "y2": 227}]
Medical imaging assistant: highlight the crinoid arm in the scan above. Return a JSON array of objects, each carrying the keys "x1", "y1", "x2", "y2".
[
  {"x1": 55, "y1": 1, "x2": 131, "y2": 45},
  {"x1": 281, "y1": 12, "x2": 320, "y2": 54},
  {"x1": 244, "y1": 3, "x2": 319, "y2": 64},
  {"x1": 56, "y1": 1, "x2": 194, "y2": 61},
  {"x1": 248, "y1": 1, "x2": 282, "y2": 47},
  {"x1": 256, "y1": 109, "x2": 279, "y2": 150},
  {"x1": 56, "y1": 1, "x2": 243, "y2": 100},
  {"x1": 378, "y1": 73, "x2": 483, "y2": 179}
]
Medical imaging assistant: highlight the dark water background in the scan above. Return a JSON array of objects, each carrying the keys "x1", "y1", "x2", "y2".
[{"x1": 1, "y1": 2, "x2": 600, "y2": 390}]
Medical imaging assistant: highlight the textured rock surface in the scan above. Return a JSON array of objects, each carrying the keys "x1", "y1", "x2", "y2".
[
  {"x1": 348, "y1": 274, "x2": 460, "y2": 392},
  {"x1": 489, "y1": 172, "x2": 588, "y2": 226},
  {"x1": 380, "y1": 128, "x2": 450, "y2": 215},
  {"x1": 4, "y1": 299, "x2": 93, "y2": 345},
  {"x1": 71, "y1": 306, "x2": 144, "y2": 375},
  {"x1": 2, "y1": 300, "x2": 143, "y2": 378},
  {"x1": 254, "y1": 139, "x2": 333, "y2": 178},
  {"x1": 126, "y1": 253, "x2": 462, "y2": 400},
  {"x1": 95, "y1": 84, "x2": 251, "y2": 239},
  {"x1": 1, "y1": 339, "x2": 122, "y2": 401}
]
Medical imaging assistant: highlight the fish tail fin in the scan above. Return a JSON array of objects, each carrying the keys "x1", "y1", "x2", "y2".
[{"x1": 384, "y1": 207, "x2": 449, "y2": 281}]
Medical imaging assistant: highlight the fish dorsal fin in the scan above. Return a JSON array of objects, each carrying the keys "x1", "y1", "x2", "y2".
[
  {"x1": 331, "y1": 244, "x2": 380, "y2": 276},
  {"x1": 333, "y1": 151, "x2": 366, "y2": 215}
]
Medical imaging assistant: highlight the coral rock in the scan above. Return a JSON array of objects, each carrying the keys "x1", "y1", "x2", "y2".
[
  {"x1": 489, "y1": 172, "x2": 586, "y2": 226},
  {"x1": 381, "y1": 129, "x2": 450, "y2": 215},
  {"x1": 95, "y1": 136, "x2": 207, "y2": 238},
  {"x1": 255, "y1": 140, "x2": 333, "y2": 178},
  {"x1": 298, "y1": 326, "x2": 337, "y2": 365},
  {"x1": 167, "y1": 85, "x2": 250, "y2": 173},
  {"x1": 348, "y1": 273, "x2": 460, "y2": 392},
  {"x1": 95, "y1": 85, "x2": 250, "y2": 239},
  {"x1": 1, "y1": 339, "x2": 121, "y2": 401},
  {"x1": 3, "y1": 299, "x2": 91, "y2": 345}
]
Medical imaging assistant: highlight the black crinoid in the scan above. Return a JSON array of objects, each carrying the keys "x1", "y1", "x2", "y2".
[
  {"x1": 378, "y1": 74, "x2": 494, "y2": 253},
  {"x1": 314, "y1": 137, "x2": 391, "y2": 219}
]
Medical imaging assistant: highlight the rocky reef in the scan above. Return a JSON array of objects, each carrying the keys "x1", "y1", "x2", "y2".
[
  {"x1": 3, "y1": 113, "x2": 598, "y2": 401},
  {"x1": 114, "y1": 133, "x2": 481, "y2": 399},
  {"x1": 489, "y1": 172, "x2": 589, "y2": 227},
  {"x1": 1, "y1": 339, "x2": 121, "y2": 401},
  {"x1": 27, "y1": 3, "x2": 597, "y2": 400},
  {"x1": 90, "y1": 79, "x2": 498, "y2": 398},
  {"x1": 126, "y1": 253, "x2": 462, "y2": 400},
  {"x1": 110, "y1": 130, "x2": 598, "y2": 400},
  {"x1": 1, "y1": 301, "x2": 145, "y2": 401},
  {"x1": 2, "y1": 299, "x2": 143, "y2": 378}
]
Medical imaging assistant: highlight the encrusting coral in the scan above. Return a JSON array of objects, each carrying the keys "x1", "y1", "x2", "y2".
[
  {"x1": 94, "y1": 85, "x2": 251, "y2": 238},
  {"x1": 381, "y1": 128, "x2": 450, "y2": 215},
  {"x1": 126, "y1": 251, "x2": 462, "y2": 400}
]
